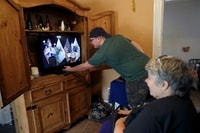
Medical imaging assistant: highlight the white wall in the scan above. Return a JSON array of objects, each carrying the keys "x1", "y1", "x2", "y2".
[
  {"x1": 162, "y1": 0, "x2": 200, "y2": 62},
  {"x1": 0, "y1": 104, "x2": 12, "y2": 125}
]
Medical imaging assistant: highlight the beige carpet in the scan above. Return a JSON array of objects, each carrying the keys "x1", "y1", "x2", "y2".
[{"x1": 63, "y1": 119, "x2": 102, "y2": 133}]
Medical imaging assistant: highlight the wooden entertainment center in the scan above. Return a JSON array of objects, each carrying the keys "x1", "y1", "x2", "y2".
[{"x1": 0, "y1": 0, "x2": 115, "y2": 133}]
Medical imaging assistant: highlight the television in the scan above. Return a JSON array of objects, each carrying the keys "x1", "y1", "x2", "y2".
[{"x1": 38, "y1": 33, "x2": 82, "y2": 75}]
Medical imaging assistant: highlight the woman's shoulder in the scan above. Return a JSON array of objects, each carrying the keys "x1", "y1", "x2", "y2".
[{"x1": 147, "y1": 96, "x2": 196, "y2": 116}]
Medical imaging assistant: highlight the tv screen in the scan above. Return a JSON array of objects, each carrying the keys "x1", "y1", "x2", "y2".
[{"x1": 38, "y1": 34, "x2": 81, "y2": 75}]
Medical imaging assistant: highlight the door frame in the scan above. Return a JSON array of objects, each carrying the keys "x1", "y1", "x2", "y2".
[{"x1": 153, "y1": 0, "x2": 164, "y2": 57}]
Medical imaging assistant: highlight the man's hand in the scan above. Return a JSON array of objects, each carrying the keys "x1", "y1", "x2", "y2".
[
  {"x1": 63, "y1": 61, "x2": 94, "y2": 72},
  {"x1": 63, "y1": 66, "x2": 73, "y2": 72}
]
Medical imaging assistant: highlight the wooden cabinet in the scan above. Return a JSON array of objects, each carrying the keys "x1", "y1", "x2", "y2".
[
  {"x1": 0, "y1": 0, "x2": 30, "y2": 107},
  {"x1": 68, "y1": 84, "x2": 90, "y2": 123},
  {"x1": 24, "y1": 73, "x2": 90, "y2": 133},
  {"x1": 0, "y1": 0, "x2": 115, "y2": 133},
  {"x1": 63, "y1": 73, "x2": 91, "y2": 123},
  {"x1": 26, "y1": 94, "x2": 69, "y2": 133},
  {"x1": 25, "y1": 75, "x2": 69, "y2": 133}
]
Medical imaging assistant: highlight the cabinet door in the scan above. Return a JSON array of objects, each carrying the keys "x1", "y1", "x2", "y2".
[
  {"x1": 69, "y1": 86, "x2": 90, "y2": 122},
  {"x1": 26, "y1": 94, "x2": 70, "y2": 133},
  {"x1": 0, "y1": 0, "x2": 30, "y2": 107}
]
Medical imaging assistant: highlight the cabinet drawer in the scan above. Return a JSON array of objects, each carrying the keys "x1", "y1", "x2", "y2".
[
  {"x1": 64, "y1": 78, "x2": 86, "y2": 90},
  {"x1": 31, "y1": 83, "x2": 63, "y2": 102}
]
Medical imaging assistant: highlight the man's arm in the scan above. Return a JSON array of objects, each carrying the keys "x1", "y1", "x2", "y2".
[{"x1": 63, "y1": 61, "x2": 94, "y2": 72}]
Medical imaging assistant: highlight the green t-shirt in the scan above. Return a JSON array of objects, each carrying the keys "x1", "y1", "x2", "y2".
[{"x1": 88, "y1": 35, "x2": 149, "y2": 82}]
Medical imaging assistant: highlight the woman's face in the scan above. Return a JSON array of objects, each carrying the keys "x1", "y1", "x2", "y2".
[{"x1": 145, "y1": 73, "x2": 164, "y2": 99}]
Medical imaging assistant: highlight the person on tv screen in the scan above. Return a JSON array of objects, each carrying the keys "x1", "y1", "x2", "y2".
[
  {"x1": 63, "y1": 37, "x2": 80, "y2": 64},
  {"x1": 99, "y1": 55, "x2": 199, "y2": 133},
  {"x1": 63, "y1": 27, "x2": 151, "y2": 108},
  {"x1": 54, "y1": 37, "x2": 66, "y2": 64},
  {"x1": 43, "y1": 38, "x2": 57, "y2": 67}
]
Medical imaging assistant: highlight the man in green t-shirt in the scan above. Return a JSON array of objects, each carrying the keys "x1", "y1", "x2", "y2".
[{"x1": 64, "y1": 27, "x2": 151, "y2": 108}]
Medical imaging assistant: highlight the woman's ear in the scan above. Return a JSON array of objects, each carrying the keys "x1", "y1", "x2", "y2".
[{"x1": 162, "y1": 80, "x2": 169, "y2": 90}]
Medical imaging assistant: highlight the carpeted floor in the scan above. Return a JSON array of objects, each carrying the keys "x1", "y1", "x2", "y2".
[
  {"x1": 0, "y1": 118, "x2": 103, "y2": 133},
  {"x1": 63, "y1": 119, "x2": 102, "y2": 133}
]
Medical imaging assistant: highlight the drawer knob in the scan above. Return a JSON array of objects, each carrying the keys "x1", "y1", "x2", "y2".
[
  {"x1": 44, "y1": 89, "x2": 52, "y2": 95},
  {"x1": 47, "y1": 113, "x2": 53, "y2": 118}
]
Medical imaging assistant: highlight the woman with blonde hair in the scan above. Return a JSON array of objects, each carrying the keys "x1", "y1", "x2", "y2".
[{"x1": 100, "y1": 55, "x2": 199, "y2": 133}]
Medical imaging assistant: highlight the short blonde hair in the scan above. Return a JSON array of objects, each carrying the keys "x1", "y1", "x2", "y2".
[{"x1": 145, "y1": 55, "x2": 193, "y2": 97}]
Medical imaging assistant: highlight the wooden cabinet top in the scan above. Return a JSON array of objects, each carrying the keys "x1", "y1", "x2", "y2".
[
  {"x1": 31, "y1": 72, "x2": 89, "y2": 88},
  {"x1": 13, "y1": 0, "x2": 90, "y2": 16}
]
